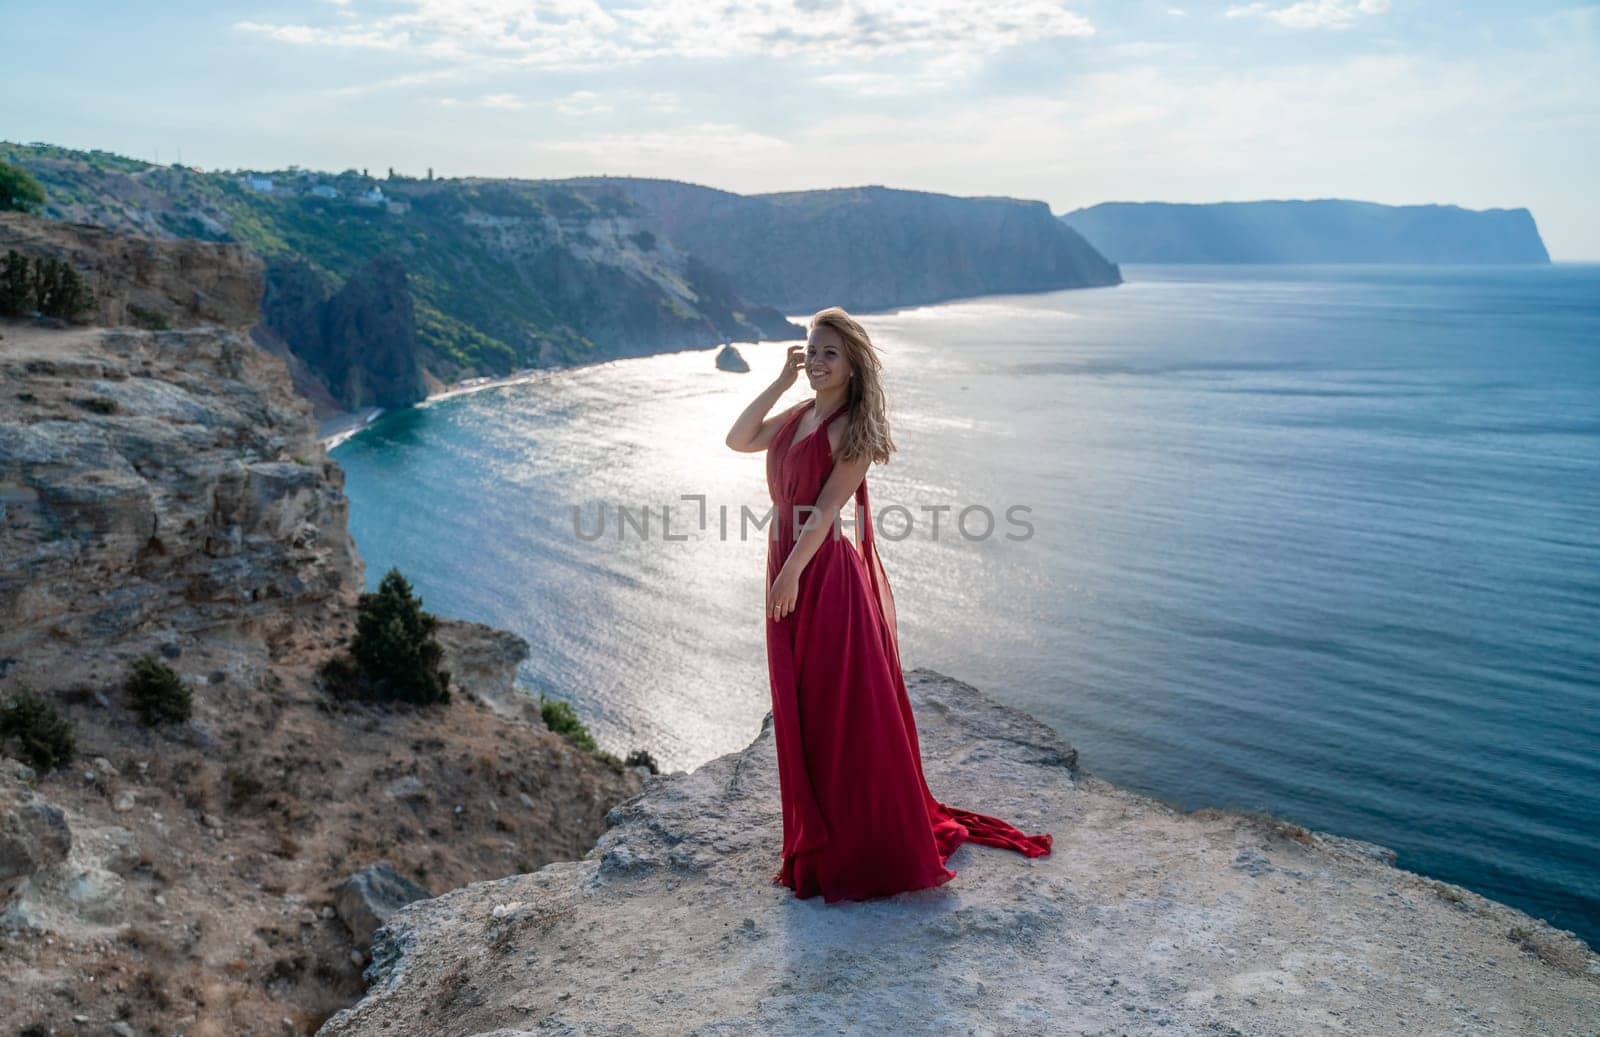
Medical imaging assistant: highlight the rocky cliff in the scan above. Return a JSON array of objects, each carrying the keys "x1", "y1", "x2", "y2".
[
  {"x1": 0, "y1": 218, "x2": 647, "y2": 1034},
  {"x1": 322, "y1": 669, "x2": 1599, "y2": 1036},
  {"x1": 1060, "y1": 199, "x2": 1553, "y2": 264},
  {"x1": 260, "y1": 254, "x2": 429, "y2": 412},
  {"x1": 571, "y1": 177, "x2": 1124, "y2": 313},
  {"x1": 0, "y1": 296, "x2": 360, "y2": 656},
  {"x1": 1, "y1": 142, "x2": 804, "y2": 416},
  {"x1": 0, "y1": 210, "x2": 263, "y2": 329}
]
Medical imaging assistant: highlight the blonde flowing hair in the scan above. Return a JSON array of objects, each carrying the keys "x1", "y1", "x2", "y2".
[{"x1": 809, "y1": 306, "x2": 896, "y2": 466}]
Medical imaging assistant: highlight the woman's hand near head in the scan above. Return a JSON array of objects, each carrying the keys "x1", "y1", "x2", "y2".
[
  {"x1": 724, "y1": 342, "x2": 808, "y2": 453},
  {"x1": 774, "y1": 343, "x2": 804, "y2": 391}
]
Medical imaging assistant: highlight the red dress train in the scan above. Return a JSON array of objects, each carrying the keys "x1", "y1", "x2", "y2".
[{"x1": 765, "y1": 399, "x2": 1052, "y2": 903}]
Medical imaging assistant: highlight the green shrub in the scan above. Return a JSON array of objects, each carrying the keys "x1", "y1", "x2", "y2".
[
  {"x1": 624, "y1": 748, "x2": 659, "y2": 774},
  {"x1": 0, "y1": 250, "x2": 31, "y2": 315},
  {"x1": 539, "y1": 694, "x2": 597, "y2": 752},
  {"x1": 0, "y1": 160, "x2": 46, "y2": 213},
  {"x1": 319, "y1": 567, "x2": 451, "y2": 705},
  {"x1": 128, "y1": 303, "x2": 171, "y2": 330},
  {"x1": 0, "y1": 251, "x2": 96, "y2": 319},
  {"x1": 33, "y1": 256, "x2": 96, "y2": 318},
  {"x1": 126, "y1": 655, "x2": 193, "y2": 725},
  {"x1": 0, "y1": 689, "x2": 77, "y2": 772}
]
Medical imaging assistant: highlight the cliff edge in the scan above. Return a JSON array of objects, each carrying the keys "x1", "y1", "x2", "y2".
[
  {"x1": 0, "y1": 216, "x2": 646, "y2": 1034},
  {"x1": 322, "y1": 669, "x2": 1598, "y2": 1036}
]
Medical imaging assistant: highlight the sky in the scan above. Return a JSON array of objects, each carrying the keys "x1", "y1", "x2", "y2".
[{"x1": 5, "y1": 1, "x2": 1598, "y2": 258}]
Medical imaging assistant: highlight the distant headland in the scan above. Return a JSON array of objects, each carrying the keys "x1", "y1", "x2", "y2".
[{"x1": 1060, "y1": 199, "x2": 1551, "y2": 264}]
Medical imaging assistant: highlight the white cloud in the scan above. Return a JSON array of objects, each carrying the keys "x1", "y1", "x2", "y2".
[
  {"x1": 436, "y1": 88, "x2": 686, "y2": 117},
  {"x1": 554, "y1": 90, "x2": 614, "y2": 115},
  {"x1": 233, "y1": 20, "x2": 412, "y2": 50},
  {"x1": 1224, "y1": 0, "x2": 1389, "y2": 30},
  {"x1": 234, "y1": 0, "x2": 1092, "y2": 79},
  {"x1": 447, "y1": 92, "x2": 528, "y2": 110},
  {"x1": 543, "y1": 122, "x2": 789, "y2": 166},
  {"x1": 323, "y1": 67, "x2": 466, "y2": 97}
]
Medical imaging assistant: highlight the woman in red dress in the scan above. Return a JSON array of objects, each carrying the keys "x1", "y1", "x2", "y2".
[{"x1": 724, "y1": 306, "x2": 1053, "y2": 903}]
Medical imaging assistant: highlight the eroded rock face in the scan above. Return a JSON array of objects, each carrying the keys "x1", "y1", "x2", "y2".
[
  {"x1": 434, "y1": 619, "x2": 547, "y2": 728},
  {"x1": 0, "y1": 322, "x2": 362, "y2": 656},
  {"x1": 0, "y1": 211, "x2": 263, "y2": 330},
  {"x1": 320, "y1": 669, "x2": 1600, "y2": 1037},
  {"x1": 261, "y1": 255, "x2": 428, "y2": 412}
]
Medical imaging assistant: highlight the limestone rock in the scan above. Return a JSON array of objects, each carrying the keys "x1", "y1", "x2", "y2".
[
  {"x1": 320, "y1": 669, "x2": 1600, "y2": 1036},
  {"x1": 0, "y1": 211, "x2": 262, "y2": 329},
  {"x1": 434, "y1": 618, "x2": 543, "y2": 728},
  {"x1": 336, "y1": 863, "x2": 433, "y2": 950},
  {"x1": 0, "y1": 321, "x2": 362, "y2": 656},
  {"x1": 0, "y1": 782, "x2": 71, "y2": 893},
  {"x1": 0, "y1": 787, "x2": 132, "y2": 936}
]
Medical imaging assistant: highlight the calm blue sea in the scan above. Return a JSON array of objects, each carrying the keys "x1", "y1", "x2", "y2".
[{"x1": 331, "y1": 263, "x2": 1600, "y2": 948}]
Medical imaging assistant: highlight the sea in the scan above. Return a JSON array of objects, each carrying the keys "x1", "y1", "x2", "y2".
[{"x1": 329, "y1": 263, "x2": 1600, "y2": 948}]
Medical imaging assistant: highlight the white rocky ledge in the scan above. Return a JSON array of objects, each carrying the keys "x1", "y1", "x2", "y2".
[{"x1": 320, "y1": 669, "x2": 1598, "y2": 1036}]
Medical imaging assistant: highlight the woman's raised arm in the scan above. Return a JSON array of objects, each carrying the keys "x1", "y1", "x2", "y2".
[{"x1": 725, "y1": 344, "x2": 805, "y2": 453}]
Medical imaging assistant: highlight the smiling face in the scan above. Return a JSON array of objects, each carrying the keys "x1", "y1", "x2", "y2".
[{"x1": 805, "y1": 323, "x2": 853, "y2": 392}]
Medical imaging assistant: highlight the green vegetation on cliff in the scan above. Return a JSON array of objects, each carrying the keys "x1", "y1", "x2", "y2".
[{"x1": 0, "y1": 142, "x2": 797, "y2": 398}]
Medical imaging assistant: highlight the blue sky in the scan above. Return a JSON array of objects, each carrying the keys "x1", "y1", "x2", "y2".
[{"x1": 5, "y1": 1, "x2": 1598, "y2": 258}]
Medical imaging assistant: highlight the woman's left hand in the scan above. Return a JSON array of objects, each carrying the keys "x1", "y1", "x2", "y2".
[{"x1": 768, "y1": 568, "x2": 800, "y2": 622}]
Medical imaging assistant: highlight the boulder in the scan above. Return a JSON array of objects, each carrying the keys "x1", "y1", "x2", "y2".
[
  {"x1": 336, "y1": 862, "x2": 433, "y2": 949},
  {"x1": 0, "y1": 783, "x2": 71, "y2": 895}
]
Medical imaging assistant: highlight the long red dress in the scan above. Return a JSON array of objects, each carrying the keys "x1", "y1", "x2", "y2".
[{"x1": 765, "y1": 398, "x2": 1052, "y2": 902}]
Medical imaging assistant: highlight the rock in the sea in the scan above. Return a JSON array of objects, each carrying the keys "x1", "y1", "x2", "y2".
[
  {"x1": 320, "y1": 669, "x2": 1600, "y2": 1037},
  {"x1": 335, "y1": 863, "x2": 433, "y2": 950},
  {"x1": 715, "y1": 344, "x2": 750, "y2": 372}
]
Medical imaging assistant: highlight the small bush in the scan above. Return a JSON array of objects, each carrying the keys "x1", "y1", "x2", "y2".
[
  {"x1": 0, "y1": 689, "x2": 77, "y2": 771},
  {"x1": 319, "y1": 567, "x2": 451, "y2": 706},
  {"x1": 224, "y1": 767, "x2": 265, "y2": 807},
  {"x1": 126, "y1": 655, "x2": 192, "y2": 725},
  {"x1": 0, "y1": 250, "x2": 96, "y2": 319},
  {"x1": 539, "y1": 695, "x2": 597, "y2": 752},
  {"x1": 0, "y1": 249, "x2": 31, "y2": 315},
  {"x1": 128, "y1": 303, "x2": 171, "y2": 330},
  {"x1": 625, "y1": 748, "x2": 659, "y2": 774},
  {"x1": 0, "y1": 160, "x2": 46, "y2": 214}
]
